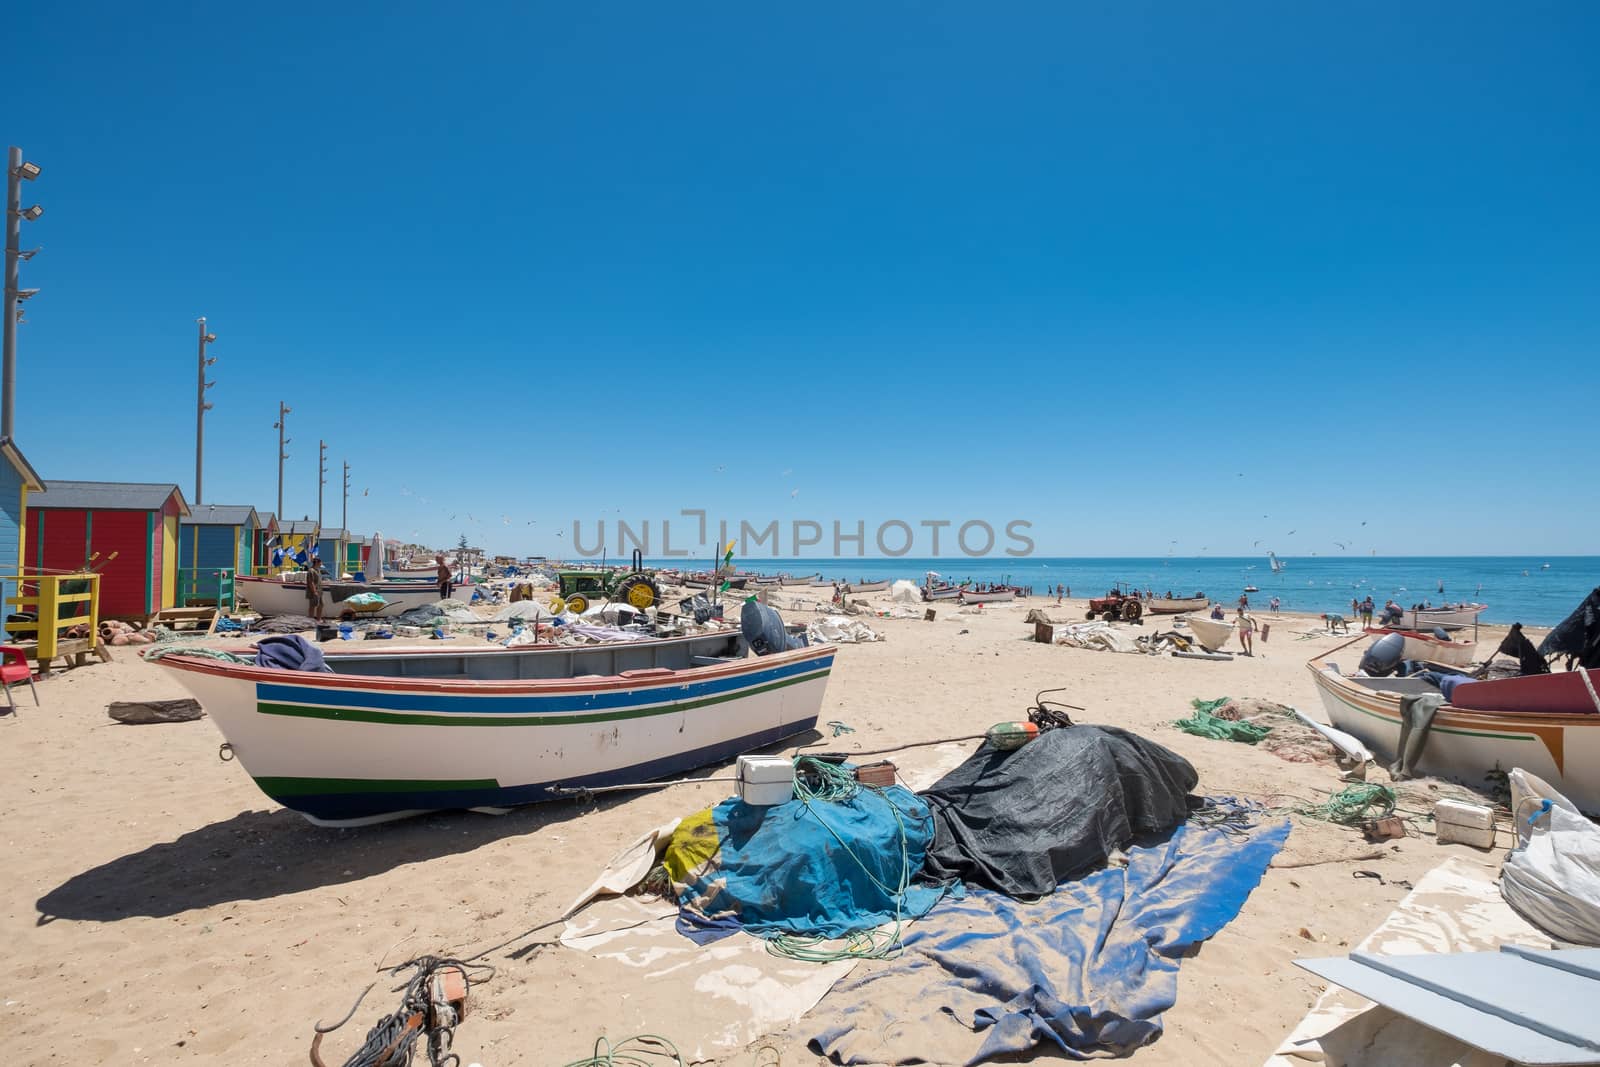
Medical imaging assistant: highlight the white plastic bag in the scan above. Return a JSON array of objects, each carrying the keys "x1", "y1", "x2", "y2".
[{"x1": 1500, "y1": 767, "x2": 1600, "y2": 944}]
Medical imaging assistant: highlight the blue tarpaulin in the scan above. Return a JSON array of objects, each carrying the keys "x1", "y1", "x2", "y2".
[
  {"x1": 807, "y1": 804, "x2": 1290, "y2": 1064},
  {"x1": 678, "y1": 784, "x2": 949, "y2": 940}
]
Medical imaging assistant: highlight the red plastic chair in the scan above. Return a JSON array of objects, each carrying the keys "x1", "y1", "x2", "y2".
[{"x1": 0, "y1": 646, "x2": 39, "y2": 711}]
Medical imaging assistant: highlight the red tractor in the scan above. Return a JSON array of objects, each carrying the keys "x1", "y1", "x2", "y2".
[{"x1": 1086, "y1": 583, "x2": 1144, "y2": 623}]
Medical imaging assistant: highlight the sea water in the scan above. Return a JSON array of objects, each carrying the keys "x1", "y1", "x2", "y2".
[{"x1": 644, "y1": 556, "x2": 1599, "y2": 626}]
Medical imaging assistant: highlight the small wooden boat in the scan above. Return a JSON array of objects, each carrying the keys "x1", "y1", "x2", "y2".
[
  {"x1": 1183, "y1": 614, "x2": 1234, "y2": 652},
  {"x1": 809, "y1": 577, "x2": 835, "y2": 587},
  {"x1": 781, "y1": 574, "x2": 819, "y2": 586},
  {"x1": 1363, "y1": 627, "x2": 1477, "y2": 668},
  {"x1": 1243, "y1": 585, "x2": 1259, "y2": 593},
  {"x1": 1308, "y1": 659, "x2": 1600, "y2": 813},
  {"x1": 959, "y1": 587, "x2": 1015, "y2": 604},
  {"x1": 1147, "y1": 594, "x2": 1208, "y2": 615},
  {"x1": 152, "y1": 633, "x2": 835, "y2": 825},
  {"x1": 237, "y1": 575, "x2": 442, "y2": 618},
  {"x1": 922, "y1": 584, "x2": 962, "y2": 602},
  {"x1": 681, "y1": 573, "x2": 748, "y2": 590},
  {"x1": 1399, "y1": 603, "x2": 1487, "y2": 629},
  {"x1": 844, "y1": 580, "x2": 889, "y2": 593}
]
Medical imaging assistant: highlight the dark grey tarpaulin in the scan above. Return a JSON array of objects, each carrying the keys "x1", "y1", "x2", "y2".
[
  {"x1": 918, "y1": 725, "x2": 1199, "y2": 897},
  {"x1": 1540, "y1": 586, "x2": 1600, "y2": 670}
]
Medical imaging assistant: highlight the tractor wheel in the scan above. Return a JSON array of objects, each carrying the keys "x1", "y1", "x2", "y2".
[
  {"x1": 566, "y1": 592, "x2": 590, "y2": 614},
  {"x1": 617, "y1": 574, "x2": 660, "y2": 611},
  {"x1": 1085, "y1": 609, "x2": 1098, "y2": 620},
  {"x1": 548, "y1": 596, "x2": 567, "y2": 614},
  {"x1": 1121, "y1": 600, "x2": 1143, "y2": 622}
]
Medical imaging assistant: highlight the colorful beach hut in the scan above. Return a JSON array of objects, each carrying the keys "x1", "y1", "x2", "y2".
[
  {"x1": 345, "y1": 534, "x2": 368, "y2": 578},
  {"x1": 25, "y1": 480, "x2": 190, "y2": 618},
  {"x1": 0, "y1": 438, "x2": 47, "y2": 639},
  {"x1": 253, "y1": 511, "x2": 278, "y2": 575},
  {"x1": 277, "y1": 519, "x2": 319, "y2": 568},
  {"x1": 317, "y1": 527, "x2": 348, "y2": 575},
  {"x1": 178, "y1": 504, "x2": 259, "y2": 609}
]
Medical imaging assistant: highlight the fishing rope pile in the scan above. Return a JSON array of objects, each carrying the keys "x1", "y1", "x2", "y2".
[
  {"x1": 1171, "y1": 697, "x2": 1273, "y2": 744},
  {"x1": 141, "y1": 644, "x2": 254, "y2": 665},
  {"x1": 1283, "y1": 784, "x2": 1397, "y2": 826},
  {"x1": 765, "y1": 756, "x2": 914, "y2": 963},
  {"x1": 559, "y1": 1034, "x2": 686, "y2": 1067}
]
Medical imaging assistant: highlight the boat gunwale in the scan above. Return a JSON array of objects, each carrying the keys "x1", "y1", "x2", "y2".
[
  {"x1": 150, "y1": 640, "x2": 836, "y2": 696},
  {"x1": 1307, "y1": 659, "x2": 1600, "y2": 730}
]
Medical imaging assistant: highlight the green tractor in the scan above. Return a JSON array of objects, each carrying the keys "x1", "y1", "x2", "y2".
[{"x1": 549, "y1": 552, "x2": 661, "y2": 615}]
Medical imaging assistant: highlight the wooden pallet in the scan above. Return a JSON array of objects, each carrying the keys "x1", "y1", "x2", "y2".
[
  {"x1": 147, "y1": 606, "x2": 220, "y2": 636},
  {"x1": 17, "y1": 637, "x2": 113, "y2": 670}
]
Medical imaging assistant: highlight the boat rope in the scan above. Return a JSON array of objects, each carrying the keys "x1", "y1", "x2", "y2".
[
  {"x1": 310, "y1": 955, "x2": 490, "y2": 1067},
  {"x1": 765, "y1": 757, "x2": 918, "y2": 963},
  {"x1": 559, "y1": 1034, "x2": 686, "y2": 1067},
  {"x1": 1282, "y1": 784, "x2": 1396, "y2": 827},
  {"x1": 1577, "y1": 667, "x2": 1600, "y2": 715},
  {"x1": 826, "y1": 720, "x2": 854, "y2": 736}
]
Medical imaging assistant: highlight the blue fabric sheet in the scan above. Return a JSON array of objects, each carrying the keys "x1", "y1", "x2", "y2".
[
  {"x1": 807, "y1": 804, "x2": 1290, "y2": 1064},
  {"x1": 678, "y1": 784, "x2": 948, "y2": 940}
]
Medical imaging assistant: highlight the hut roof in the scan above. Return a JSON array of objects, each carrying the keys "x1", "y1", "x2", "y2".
[
  {"x1": 181, "y1": 504, "x2": 259, "y2": 528},
  {"x1": 0, "y1": 437, "x2": 45, "y2": 492},
  {"x1": 32, "y1": 479, "x2": 189, "y2": 515},
  {"x1": 281, "y1": 520, "x2": 319, "y2": 535},
  {"x1": 320, "y1": 528, "x2": 349, "y2": 541}
]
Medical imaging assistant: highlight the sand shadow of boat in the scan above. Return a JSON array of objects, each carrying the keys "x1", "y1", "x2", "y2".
[{"x1": 35, "y1": 799, "x2": 605, "y2": 924}]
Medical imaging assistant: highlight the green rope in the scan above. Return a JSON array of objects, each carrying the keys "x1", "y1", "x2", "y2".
[
  {"x1": 559, "y1": 1034, "x2": 685, "y2": 1067},
  {"x1": 826, "y1": 720, "x2": 855, "y2": 737},
  {"x1": 1171, "y1": 709, "x2": 1272, "y2": 744},
  {"x1": 766, "y1": 756, "x2": 912, "y2": 963},
  {"x1": 1190, "y1": 696, "x2": 1232, "y2": 715},
  {"x1": 1286, "y1": 784, "x2": 1396, "y2": 826},
  {"x1": 142, "y1": 644, "x2": 254, "y2": 664}
]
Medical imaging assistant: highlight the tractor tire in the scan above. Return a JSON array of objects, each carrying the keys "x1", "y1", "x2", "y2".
[
  {"x1": 548, "y1": 596, "x2": 567, "y2": 614},
  {"x1": 1085, "y1": 609, "x2": 1098, "y2": 620},
  {"x1": 565, "y1": 592, "x2": 590, "y2": 615},
  {"x1": 616, "y1": 574, "x2": 661, "y2": 611},
  {"x1": 1121, "y1": 600, "x2": 1143, "y2": 622}
]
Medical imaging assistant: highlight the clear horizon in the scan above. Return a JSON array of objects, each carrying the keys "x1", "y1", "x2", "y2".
[{"x1": 9, "y1": 3, "x2": 1597, "y2": 557}]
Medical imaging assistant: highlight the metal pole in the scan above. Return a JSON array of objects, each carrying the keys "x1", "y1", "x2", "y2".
[
  {"x1": 341, "y1": 461, "x2": 349, "y2": 531},
  {"x1": 317, "y1": 440, "x2": 327, "y2": 527},
  {"x1": 195, "y1": 318, "x2": 211, "y2": 504},
  {"x1": 3, "y1": 147, "x2": 23, "y2": 438},
  {"x1": 276, "y1": 402, "x2": 290, "y2": 517}
]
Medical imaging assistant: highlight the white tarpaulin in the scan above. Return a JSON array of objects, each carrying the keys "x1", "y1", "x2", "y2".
[
  {"x1": 1052, "y1": 621, "x2": 1144, "y2": 654},
  {"x1": 806, "y1": 616, "x2": 882, "y2": 644}
]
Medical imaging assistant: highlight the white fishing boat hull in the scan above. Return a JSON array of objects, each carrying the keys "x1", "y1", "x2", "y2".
[
  {"x1": 781, "y1": 574, "x2": 819, "y2": 586},
  {"x1": 845, "y1": 581, "x2": 889, "y2": 593},
  {"x1": 1183, "y1": 614, "x2": 1234, "y2": 651},
  {"x1": 923, "y1": 586, "x2": 962, "y2": 601},
  {"x1": 1400, "y1": 604, "x2": 1487, "y2": 629},
  {"x1": 153, "y1": 640, "x2": 835, "y2": 826},
  {"x1": 1309, "y1": 662, "x2": 1600, "y2": 813},
  {"x1": 959, "y1": 589, "x2": 1015, "y2": 604},
  {"x1": 1148, "y1": 596, "x2": 1208, "y2": 615},
  {"x1": 238, "y1": 575, "x2": 442, "y2": 618},
  {"x1": 1363, "y1": 627, "x2": 1477, "y2": 668}
]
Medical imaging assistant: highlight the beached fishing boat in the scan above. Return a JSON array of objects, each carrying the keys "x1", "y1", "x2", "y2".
[
  {"x1": 808, "y1": 577, "x2": 835, "y2": 587},
  {"x1": 1400, "y1": 603, "x2": 1487, "y2": 629},
  {"x1": 923, "y1": 584, "x2": 962, "y2": 601},
  {"x1": 681, "y1": 573, "x2": 748, "y2": 590},
  {"x1": 152, "y1": 633, "x2": 836, "y2": 825},
  {"x1": 1308, "y1": 660, "x2": 1600, "y2": 812},
  {"x1": 1147, "y1": 594, "x2": 1208, "y2": 614},
  {"x1": 844, "y1": 580, "x2": 889, "y2": 593},
  {"x1": 237, "y1": 574, "x2": 442, "y2": 618},
  {"x1": 1183, "y1": 613, "x2": 1234, "y2": 651},
  {"x1": 959, "y1": 587, "x2": 1015, "y2": 604},
  {"x1": 781, "y1": 573, "x2": 818, "y2": 586},
  {"x1": 1362, "y1": 627, "x2": 1477, "y2": 668}
]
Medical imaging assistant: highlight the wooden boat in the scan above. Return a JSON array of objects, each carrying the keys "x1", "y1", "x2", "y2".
[
  {"x1": 923, "y1": 584, "x2": 962, "y2": 602},
  {"x1": 781, "y1": 574, "x2": 819, "y2": 586},
  {"x1": 1183, "y1": 613, "x2": 1234, "y2": 652},
  {"x1": 959, "y1": 587, "x2": 1015, "y2": 604},
  {"x1": 1147, "y1": 594, "x2": 1208, "y2": 615},
  {"x1": 809, "y1": 577, "x2": 835, "y2": 587},
  {"x1": 1308, "y1": 659, "x2": 1600, "y2": 813},
  {"x1": 152, "y1": 634, "x2": 836, "y2": 826},
  {"x1": 237, "y1": 575, "x2": 442, "y2": 618},
  {"x1": 844, "y1": 580, "x2": 889, "y2": 593},
  {"x1": 1363, "y1": 627, "x2": 1477, "y2": 668},
  {"x1": 1399, "y1": 603, "x2": 1487, "y2": 629},
  {"x1": 681, "y1": 573, "x2": 748, "y2": 590}
]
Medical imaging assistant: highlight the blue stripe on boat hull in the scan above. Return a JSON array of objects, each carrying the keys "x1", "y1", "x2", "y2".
[{"x1": 263, "y1": 715, "x2": 820, "y2": 823}]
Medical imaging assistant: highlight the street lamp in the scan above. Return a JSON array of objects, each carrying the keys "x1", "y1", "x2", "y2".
[
  {"x1": 3, "y1": 146, "x2": 44, "y2": 438},
  {"x1": 194, "y1": 317, "x2": 218, "y2": 504},
  {"x1": 274, "y1": 402, "x2": 292, "y2": 517}
]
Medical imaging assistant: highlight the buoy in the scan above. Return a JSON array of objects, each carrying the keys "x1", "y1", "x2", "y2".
[{"x1": 986, "y1": 721, "x2": 1039, "y2": 750}]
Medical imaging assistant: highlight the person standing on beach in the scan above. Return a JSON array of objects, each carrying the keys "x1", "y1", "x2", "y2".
[
  {"x1": 1236, "y1": 607, "x2": 1259, "y2": 656},
  {"x1": 436, "y1": 553, "x2": 454, "y2": 601},
  {"x1": 1361, "y1": 596, "x2": 1374, "y2": 626},
  {"x1": 305, "y1": 558, "x2": 325, "y2": 621},
  {"x1": 1055, "y1": 583, "x2": 1063, "y2": 605},
  {"x1": 1270, "y1": 595, "x2": 1281, "y2": 613},
  {"x1": 1238, "y1": 592, "x2": 1249, "y2": 610}
]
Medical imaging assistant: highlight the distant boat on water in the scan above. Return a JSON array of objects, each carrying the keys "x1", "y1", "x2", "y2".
[{"x1": 1269, "y1": 552, "x2": 1286, "y2": 574}]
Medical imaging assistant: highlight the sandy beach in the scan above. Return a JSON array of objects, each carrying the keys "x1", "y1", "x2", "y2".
[{"x1": 0, "y1": 592, "x2": 1532, "y2": 1065}]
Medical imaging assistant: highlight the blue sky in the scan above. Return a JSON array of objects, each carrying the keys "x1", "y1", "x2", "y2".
[{"x1": 10, "y1": 2, "x2": 1597, "y2": 557}]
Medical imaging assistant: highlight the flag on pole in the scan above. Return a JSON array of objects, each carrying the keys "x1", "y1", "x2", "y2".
[{"x1": 719, "y1": 540, "x2": 735, "y2": 592}]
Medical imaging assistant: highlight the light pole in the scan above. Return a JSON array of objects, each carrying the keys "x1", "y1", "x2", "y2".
[
  {"x1": 341, "y1": 461, "x2": 350, "y2": 531},
  {"x1": 4, "y1": 146, "x2": 44, "y2": 439},
  {"x1": 194, "y1": 318, "x2": 218, "y2": 504},
  {"x1": 274, "y1": 402, "x2": 292, "y2": 516},
  {"x1": 318, "y1": 440, "x2": 328, "y2": 527}
]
